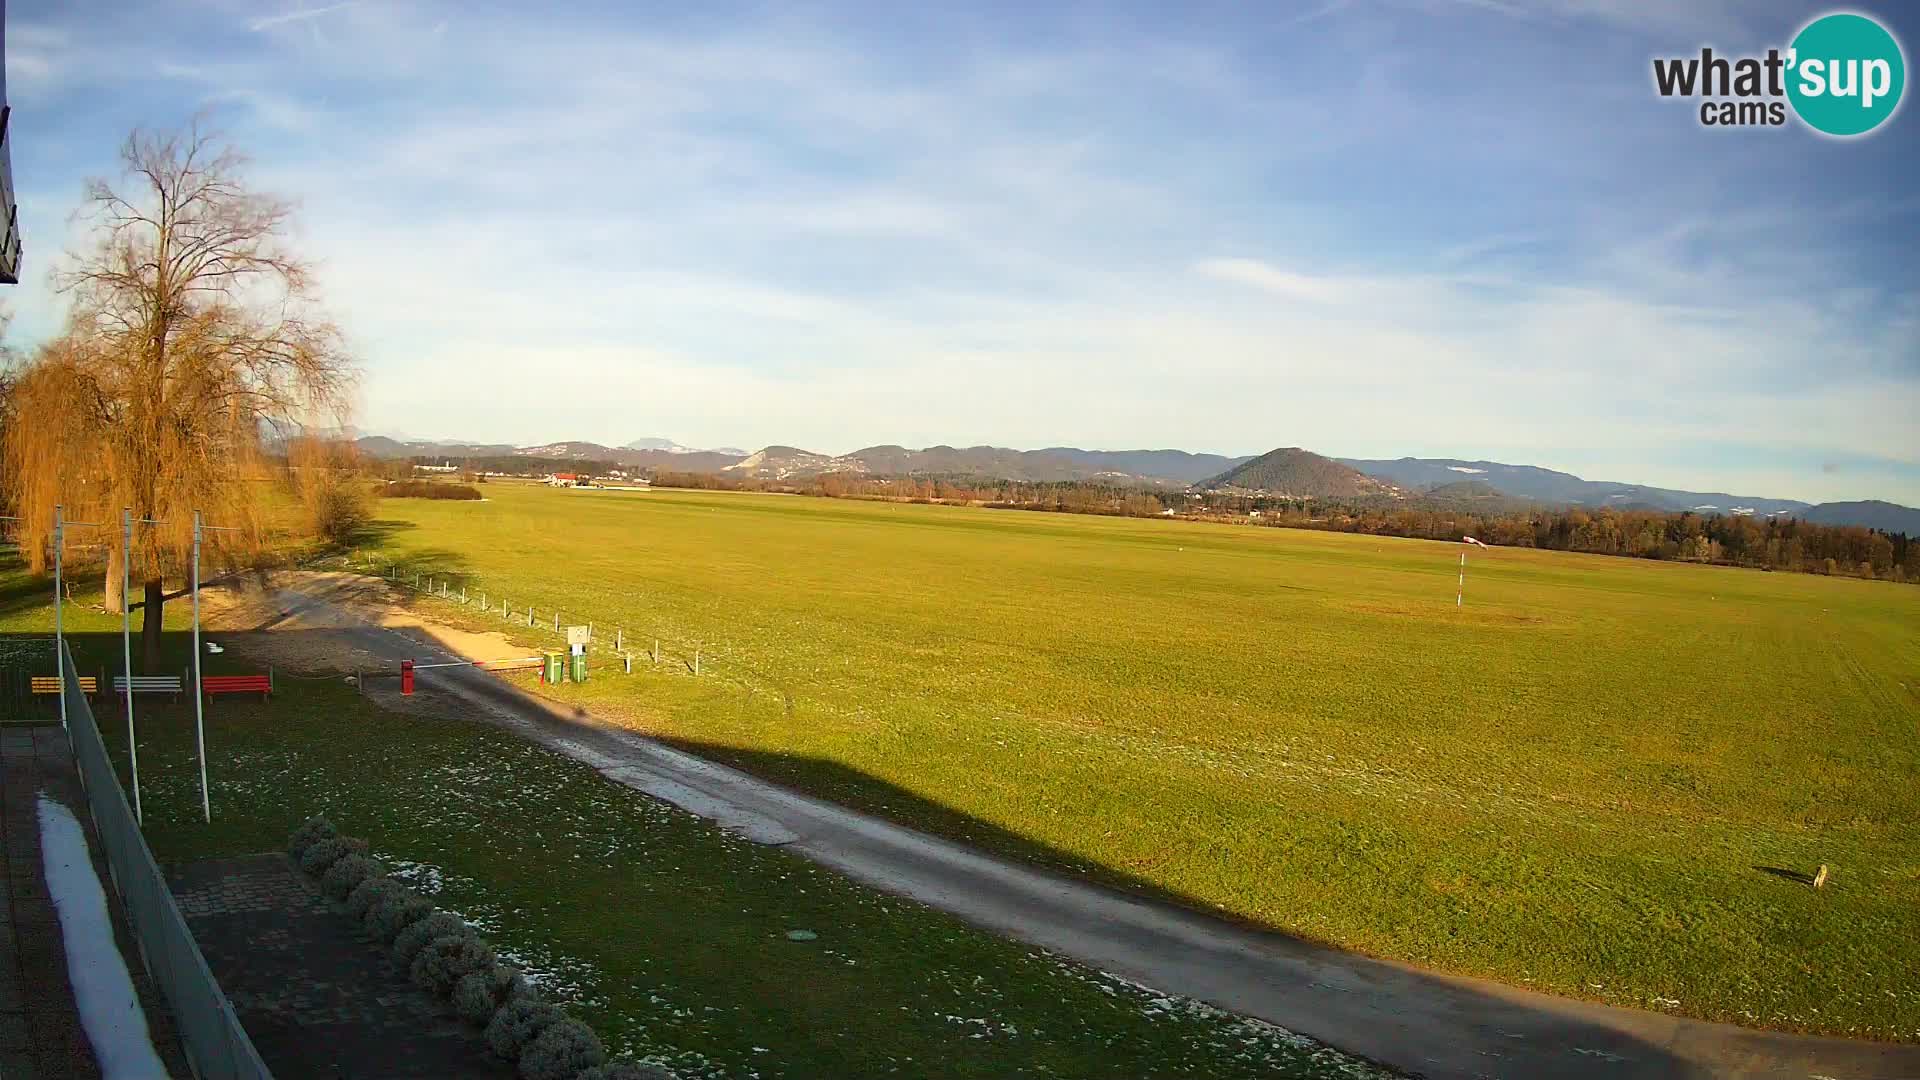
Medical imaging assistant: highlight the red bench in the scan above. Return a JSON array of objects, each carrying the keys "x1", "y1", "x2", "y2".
[{"x1": 202, "y1": 672, "x2": 273, "y2": 702}]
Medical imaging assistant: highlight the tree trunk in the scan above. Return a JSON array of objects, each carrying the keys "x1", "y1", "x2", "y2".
[
  {"x1": 141, "y1": 577, "x2": 165, "y2": 670},
  {"x1": 104, "y1": 554, "x2": 125, "y2": 615}
]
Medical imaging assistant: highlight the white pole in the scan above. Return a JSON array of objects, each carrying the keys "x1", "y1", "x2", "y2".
[
  {"x1": 1457, "y1": 550, "x2": 1466, "y2": 608},
  {"x1": 192, "y1": 510, "x2": 210, "y2": 823},
  {"x1": 54, "y1": 505, "x2": 66, "y2": 731},
  {"x1": 123, "y1": 508, "x2": 142, "y2": 824}
]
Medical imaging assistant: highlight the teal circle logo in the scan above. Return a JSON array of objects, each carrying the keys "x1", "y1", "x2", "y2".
[{"x1": 1787, "y1": 12, "x2": 1906, "y2": 136}]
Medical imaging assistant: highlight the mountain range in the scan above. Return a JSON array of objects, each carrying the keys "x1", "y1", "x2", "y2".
[{"x1": 349, "y1": 435, "x2": 1920, "y2": 533}]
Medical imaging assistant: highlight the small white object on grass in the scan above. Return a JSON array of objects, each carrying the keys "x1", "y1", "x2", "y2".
[
  {"x1": 785, "y1": 929, "x2": 818, "y2": 941},
  {"x1": 1813, "y1": 864, "x2": 1829, "y2": 889}
]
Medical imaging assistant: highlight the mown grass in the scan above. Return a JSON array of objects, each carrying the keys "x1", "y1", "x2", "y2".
[
  {"x1": 0, "y1": 561, "x2": 1385, "y2": 1079},
  {"x1": 350, "y1": 482, "x2": 1919, "y2": 1039}
]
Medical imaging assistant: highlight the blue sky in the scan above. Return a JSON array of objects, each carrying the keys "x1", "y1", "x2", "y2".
[{"x1": 7, "y1": 0, "x2": 1918, "y2": 503}]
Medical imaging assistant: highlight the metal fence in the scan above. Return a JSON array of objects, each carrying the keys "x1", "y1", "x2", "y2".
[{"x1": 60, "y1": 640, "x2": 273, "y2": 1080}]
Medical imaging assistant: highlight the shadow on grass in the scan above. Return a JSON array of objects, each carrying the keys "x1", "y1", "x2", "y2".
[{"x1": 1753, "y1": 865, "x2": 1817, "y2": 886}]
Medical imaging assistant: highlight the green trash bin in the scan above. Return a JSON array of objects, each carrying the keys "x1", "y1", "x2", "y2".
[
  {"x1": 570, "y1": 648, "x2": 588, "y2": 684},
  {"x1": 542, "y1": 651, "x2": 565, "y2": 684}
]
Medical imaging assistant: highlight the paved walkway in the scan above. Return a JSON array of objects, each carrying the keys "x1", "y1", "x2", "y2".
[
  {"x1": 170, "y1": 853, "x2": 513, "y2": 1079},
  {"x1": 259, "y1": 573, "x2": 1920, "y2": 1080},
  {"x1": 1, "y1": 721, "x2": 190, "y2": 1079}
]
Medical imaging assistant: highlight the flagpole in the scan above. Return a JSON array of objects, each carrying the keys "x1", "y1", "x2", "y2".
[
  {"x1": 54, "y1": 505, "x2": 66, "y2": 731},
  {"x1": 123, "y1": 508, "x2": 142, "y2": 823},
  {"x1": 192, "y1": 509, "x2": 210, "y2": 823}
]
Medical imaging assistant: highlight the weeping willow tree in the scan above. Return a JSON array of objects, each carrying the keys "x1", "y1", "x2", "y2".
[{"x1": 3, "y1": 122, "x2": 355, "y2": 666}]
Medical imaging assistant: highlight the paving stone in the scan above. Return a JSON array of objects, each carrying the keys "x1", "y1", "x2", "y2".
[{"x1": 169, "y1": 853, "x2": 515, "y2": 1079}]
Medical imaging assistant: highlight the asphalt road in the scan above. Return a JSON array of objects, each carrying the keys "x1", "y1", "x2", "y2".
[{"x1": 255, "y1": 575, "x2": 1920, "y2": 1080}]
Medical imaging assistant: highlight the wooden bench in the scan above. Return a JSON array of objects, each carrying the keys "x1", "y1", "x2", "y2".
[
  {"x1": 202, "y1": 672, "x2": 273, "y2": 702},
  {"x1": 31, "y1": 675, "x2": 98, "y2": 696},
  {"x1": 112, "y1": 673, "x2": 187, "y2": 703}
]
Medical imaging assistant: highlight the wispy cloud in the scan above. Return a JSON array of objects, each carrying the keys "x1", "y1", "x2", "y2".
[{"x1": 248, "y1": 1, "x2": 361, "y2": 33}]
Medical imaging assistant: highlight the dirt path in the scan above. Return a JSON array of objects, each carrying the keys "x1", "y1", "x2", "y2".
[{"x1": 219, "y1": 569, "x2": 1920, "y2": 1080}]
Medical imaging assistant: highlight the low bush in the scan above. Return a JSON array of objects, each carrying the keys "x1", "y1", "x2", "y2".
[
  {"x1": 287, "y1": 816, "x2": 337, "y2": 857},
  {"x1": 518, "y1": 1017, "x2": 606, "y2": 1080},
  {"x1": 485, "y1": 998, "x2": 565, "y2": 1061},
  {"x1": 322, "y1": 853, "x2": 380, "y2": 900},
  {"x1": 453, "y1": 965, "x2": 532, "y2": 1025},
  {"x1": 578, "y1": 1060, "x2": 675, "y2": 1080},
  {"x1": 345, "y1": 876, "x2": 405, "y2": 919},
  {"x1": 411, "y1": 933, "x2": 498, "y2": 998},
  {"x1": 365, "y1": 891, "x2": 434, "y2": 943},
  {"x1": 392, "y1": 912, "x2": 470, "y2": 968},
  {"x1": 298, "y1": 836, "x2": 366, "y2": 876},
  {"x1": 383, "y1": 480, "x2": 483, "y2": 500}
]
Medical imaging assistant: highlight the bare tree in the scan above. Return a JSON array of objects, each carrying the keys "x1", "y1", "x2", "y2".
[{"x1": 4, "y1": 121, "x2": 355, "y2": 666}]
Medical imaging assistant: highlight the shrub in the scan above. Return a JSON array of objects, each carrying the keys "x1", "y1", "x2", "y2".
[
  {"x1": 383, "y1": 480, "x2": 483, "y2": 500},
  {"x1": 578, "y1": 1061, "x2": 675, "y2": 1080},
  {"x1": 453, "y1": 965, "x2": 532, "y2": 1025},
  {"x1": 345, "y1": 876, "x2": 405, "y2": 919},
  {"x1": 321, "y1": 853, "x2": 380, "y2": 900},
  {"x1": 392, "y1": 912, "x2": 470, "y2": 968},
  {"x1": 518, "y1": 1017, "x2": 606, "y2": 1080},
  {"x1": 411, "y1": 933, "x2": 498, "y2": 998},
  {"x1": 298, "y1": 836, "x2": 366, "y2": 876},
  {"x1": 486, "y1": 998, "x2": 565, "y2": 1061},
  {"x1": 365, "y1": 891, "x2": 434, "y2": 943},
  {"x1": 287, "y1": 816, "x2": 337, "y2": 857}
]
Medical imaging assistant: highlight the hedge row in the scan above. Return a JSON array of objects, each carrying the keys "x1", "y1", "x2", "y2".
[{"x1": 289, "y1": 818, "x2": 673, "y2": 1080}]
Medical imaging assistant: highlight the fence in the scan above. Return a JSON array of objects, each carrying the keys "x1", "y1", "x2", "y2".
[{"x1": 60, "y1": 639, "x2": 273, "y2": 1080}]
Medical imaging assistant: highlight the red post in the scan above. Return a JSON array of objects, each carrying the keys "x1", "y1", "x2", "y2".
[{"x1": 401, "y1": 659, "x2": 415, "y2": 696}]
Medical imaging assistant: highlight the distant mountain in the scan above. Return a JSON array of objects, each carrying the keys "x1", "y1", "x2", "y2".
[
  {"x1": 1341, "y1": 456, "x2": 1919, "y2": 532},
  {"x1": 624, "y1": 437, "x2": 750, "y2": 456},
  {"x1": 1199, "y1": 448, "x2": 1399, "y2": 498},
  {"x1": 1798, "y1": 500, "x2": 1920, "y2": 534},
  {"x1": 356, "y1": 436, "x2": 519, "y2": 459},
  {"x1": 722, "y1": 444, "x2": 1236, "y2": 486},
  {"x1": 1037, "y1": 448, "x2": 1250, "y2": 484},
  {"x1": 1341, "y1": 457, "x2": 1811, "y2": 517},
  {"x1": 516, "y1": 441, "x2": 622, "y2": 459}
]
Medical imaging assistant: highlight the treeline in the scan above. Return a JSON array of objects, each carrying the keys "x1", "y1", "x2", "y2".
[
  {"x1": 404, "y1": 454, "x2": 617, "y2": 477},
  {"x1": 657, "y1": 470, "x2": 1918, "y2": 583},
  {"x1": 1226, "y1": 499, "x2": 1917, "y2": 582}
]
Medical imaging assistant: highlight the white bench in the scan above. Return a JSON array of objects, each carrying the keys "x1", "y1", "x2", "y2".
[{"x1": 111, "y1": 673, "x2": 187, "y2": 703}]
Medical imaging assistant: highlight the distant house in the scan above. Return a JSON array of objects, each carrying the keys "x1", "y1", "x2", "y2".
[{"x1": 545, "y1": 472, "x2": 581, "y2": 487}]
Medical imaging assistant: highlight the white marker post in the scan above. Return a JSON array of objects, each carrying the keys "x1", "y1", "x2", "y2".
[
  {"x1": 192, "y1": 510, "x2": 210, "y2": 823},
  {"x1": 122, "y1": 508, "x2": 143, "y2": 823},
  {"x1": 1457, "y1": 550, "x2": 1466, "y2": 607}
]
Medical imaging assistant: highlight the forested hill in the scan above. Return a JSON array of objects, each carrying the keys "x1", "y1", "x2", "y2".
[{"x1": 1199, "y1": 448, "x2": 1397, "y2": 497}]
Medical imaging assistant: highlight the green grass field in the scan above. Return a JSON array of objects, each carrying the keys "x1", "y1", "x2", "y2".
[
  {"x1": 0, "y1": 559, "x2": 1384, "y2": 1079},
  {"x1": 355, "y1": 482, "x2": 1920, "y2": 1040}
]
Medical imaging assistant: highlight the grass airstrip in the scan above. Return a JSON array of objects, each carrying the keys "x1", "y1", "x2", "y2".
[
  {"x1": 0, "y1": 557, "x2": 1383, "y2": 1079},
  {"x1": 358, "y1": 482, "x2": 1919, "y2": 1040}
]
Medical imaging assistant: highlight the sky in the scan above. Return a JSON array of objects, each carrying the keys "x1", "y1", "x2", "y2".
[{"x1": 6, "y1": 0, "x2": 1918, "y2": 504}]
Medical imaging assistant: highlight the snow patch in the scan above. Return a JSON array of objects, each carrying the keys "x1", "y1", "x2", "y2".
[
  {"x1": 36, "y1": 794, "x2": 169, "y2": 1079},
  {"x1": 1446, "y1": 466, "x2": 1486, "y2": 474}
]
